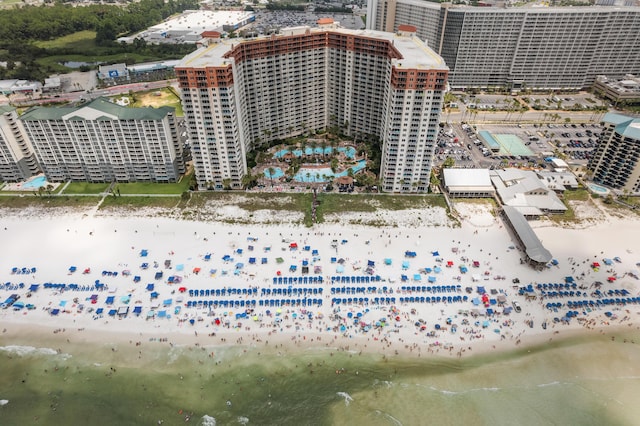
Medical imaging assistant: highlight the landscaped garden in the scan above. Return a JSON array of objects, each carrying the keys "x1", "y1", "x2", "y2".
[{"x1": 246, "y1": 132, "x2": 380, "y2": 193}]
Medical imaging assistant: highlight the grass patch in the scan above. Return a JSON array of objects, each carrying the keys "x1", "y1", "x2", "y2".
[
  {"x1": 63, "y1": 182, "x2": 110, "y2": 195},
  {"x1": 114, "y1": 87, "x2": 183, "y2": 116},
  {"x1": 315, "y1": 193, "x2": 449, "y2": 224},
  {"x1": 0, "y1": 195, "x2": 100, "y2": 208},
  {"x1": 547, "y1": 188, "x2": 591, "y2": 223},
  {"x1": 188, "y1": 192, "x2": 313, "y2": 225},
  {"x1": 34, "y1": 30, "x2": 97, "y2": 50},
  {"x1": 318, "y1": 194, "x2": 446, "y2": 215},
  {"x1": 114, "y1": 177, "x2": 191, "y2": 195},
  {"x1": 100, "y1": 195, "x2": 181, "y2": 210}
]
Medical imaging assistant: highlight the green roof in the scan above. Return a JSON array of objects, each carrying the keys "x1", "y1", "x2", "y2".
[
  {"x1": 20, "y1": 97, "x2": 173, "y2": 121},
  {"x1": 0, "y1": 105, "x2": 15, "y2": 114},
  {"x1": 604, "y1": 112, "x2": 640, "y2": 141}
]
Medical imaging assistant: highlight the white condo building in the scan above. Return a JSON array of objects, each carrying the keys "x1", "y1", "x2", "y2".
[
  {"x1": 0, "y1": 105, "x2": 39, "y2": 182},
  {"x1": 20, "y1": 98, "x2": 184, "y2": 183},
  {"x1": 366, "y1": 1, "x2": 640, "y2": 90},
  {"x1": 176, "y1": 22, "x2": 448, "y2": 192}
]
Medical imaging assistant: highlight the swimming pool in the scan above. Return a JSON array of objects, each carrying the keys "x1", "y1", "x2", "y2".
[
  {"x1": 263, "y1": 160, "x2": 367, "y2": 183},
  {"x1": 587, "y1": 182, "x2": 609, "y2": 194},
  {"x1": 274, "y1": 146, "x2": 356, "y2": 160},
  {"x1": 22, "y1": 175, "x2": 48, "y2": 189},
  {"x1": 264, "y1": 168, "x2": 285, "y2": 179}
]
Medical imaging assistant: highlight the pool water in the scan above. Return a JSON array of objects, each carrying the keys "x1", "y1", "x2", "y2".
[
  {"x1": 22, "y1": 175, "x2": 47, "y2": 189},
  {"x1": 274, "y1": 146, "x2": 356, "y2": 160},
  {"x1": 587, "y1": 182, "x2": 609, "y2": 194},
  {"x1": 264, "y1": 160, "x2": 366, "y2": 183}
]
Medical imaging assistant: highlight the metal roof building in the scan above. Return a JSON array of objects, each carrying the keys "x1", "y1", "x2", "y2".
[
  {"x1": 20, "y1": 98, "x2": 184, "y2": 183},
  {"x1": 442, "y1": 168, "x2": 494, "y2": 198},
  {"x1": 502, "y1": 206, "x2": 552, "y2": 268}
]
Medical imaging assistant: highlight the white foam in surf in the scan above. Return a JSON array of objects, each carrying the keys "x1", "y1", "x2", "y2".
[
  {"x1": 0, "y1": 400, "x2": 9, "y2": 406},
  {"x1": 0, "y1": 345, "x2": 71, "y2": 359},
  {"x1": 237, "y1": 416, "x2": 249, "y2": 424},
  {"x1": 199, "y1": 415, "x2": 216, "y2": 426},
  {"x1": 337, "y1": 392, "x2": 353, "y2": 406}
]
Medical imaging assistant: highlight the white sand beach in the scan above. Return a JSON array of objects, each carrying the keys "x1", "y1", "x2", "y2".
[{"x1": 1, "y1": 201, "x2": 639, "y2": 359}]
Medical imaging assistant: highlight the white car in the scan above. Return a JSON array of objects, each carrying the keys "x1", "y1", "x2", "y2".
[{"x1": 512, "y1": 301, "x2": 522, "y2": 313}]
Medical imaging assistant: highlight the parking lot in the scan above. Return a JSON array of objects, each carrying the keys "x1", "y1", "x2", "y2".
[{"x1": 434, "y1": 120, "x2": 602, "y2": 171}]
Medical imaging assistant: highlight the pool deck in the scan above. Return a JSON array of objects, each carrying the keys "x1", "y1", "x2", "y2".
[{"x1": 1, "y1": 175, "x2": 59, "y2": 192}]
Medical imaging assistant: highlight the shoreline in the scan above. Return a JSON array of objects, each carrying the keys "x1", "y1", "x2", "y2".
[{"x1": 1, "y1": 204, "x2": 639, "y2": 363}]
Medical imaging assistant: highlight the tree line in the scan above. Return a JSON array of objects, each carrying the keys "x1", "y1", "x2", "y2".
[
  {"x1": 0, "y1": 0, "x2": 200, "y2": 81},
  {"x1": 0, "y1": 0, "x2": 199, "y2": 43}
]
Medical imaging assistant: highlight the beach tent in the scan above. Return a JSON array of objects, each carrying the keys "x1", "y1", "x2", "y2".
[
  {"x1": 428, "y1": 276, "x2": 437, "y2": 283},
  {"x1": 402, "y1": 261, "x2": 410, "y2": 270},
  {"x1": 603, "y1": 258, "x2": 613, "y2": 265},
  {"x1": 204, "y1": 253, "x2": 212, "y2": 261},
  {"x1": 105, "y1": 296, "x2": 115, "y2": 305},
  {"x1": 140, "y1": 249, "x2": 148, "y2": 257},
  {"x1": 384, "y1": 258, "x2": 392, "y2": 265},
  {"x1": 29, "y1": 284, "x2": 39, "y2": 292},
  {"x1": 432, "y1": 251, "x2": 440, "y2": 256},
  {"x1": 146, "y1": 283, "x2": 154, "y2": 291},
  {"x1": 69, "y1": 266, "x2": 77, "y2": 273}
]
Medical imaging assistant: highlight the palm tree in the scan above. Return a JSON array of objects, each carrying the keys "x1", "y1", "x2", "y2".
[
  {"x1": 267, "y1": 167, "x2": 276, "y2": 188},
  {"x1": 241, "y1": 172, "x2": 256, "y2": 190},
  {"x1": 45, "y1": 184, "x2": 54, "y2": 197}
]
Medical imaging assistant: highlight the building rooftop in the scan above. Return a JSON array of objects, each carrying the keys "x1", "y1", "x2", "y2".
[
  {"x1": 443, "y1": 168, "x2": 492, "y2": 188},
  {"x1": 177, "y1": 26, "x2": 446, "y2": 71},
  {"x1": 603, "y1": 112, "x2": 640, "y2": 140},
  {"x1": 502, "y1": 206, "x2": 552, "y2": 264},
  {"x1": 20, "y1": 97, "x2": 174, "y2": 122},
  {"x1": 150, "y1": 10, "x2": 254, "y2": 34},
  {"x1": 0, "y1": 105, "x2": 15, "y2": 114}
]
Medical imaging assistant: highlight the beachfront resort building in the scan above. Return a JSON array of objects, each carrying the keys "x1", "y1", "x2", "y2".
[
  {"x1": 176, "y1": 22, "x2": 448, "y2": 192},
  {"x1": 19, "y1": 98, "x2": 184, "y2": 183},
  {"x1": 366, "y1": 1, "x2": 640, "y2": 90},
  {"x1": 588, "y1": 112, "x2": 640, "y2": 194},
  {"x1": 0, "y1": 105, "x2": 39, "y2": 182},
  {"x1": 491, "y1": 169, "x2": 567, "y2": 217}
]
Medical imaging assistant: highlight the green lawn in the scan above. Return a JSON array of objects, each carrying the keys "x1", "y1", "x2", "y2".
[
  {"x1": 126, "y1": 87, "x2": 183, "y2": 116},
  {"x1": 0, "y1": 195, "x2": 100, "y2": 208},
  {"x1": 34, "y1": 30, "x2": 97, "y2": 50},
  {"x1": 63, "y1": 182, "x2": 110, "y2": 194},
  {"x1": 114, "y1": 177, "x2": 191, "y2": 195}
]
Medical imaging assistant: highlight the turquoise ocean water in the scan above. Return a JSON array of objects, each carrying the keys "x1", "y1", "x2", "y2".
[{"x1": 1, "y1": 330, "x2": 640, "y2": 426}]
